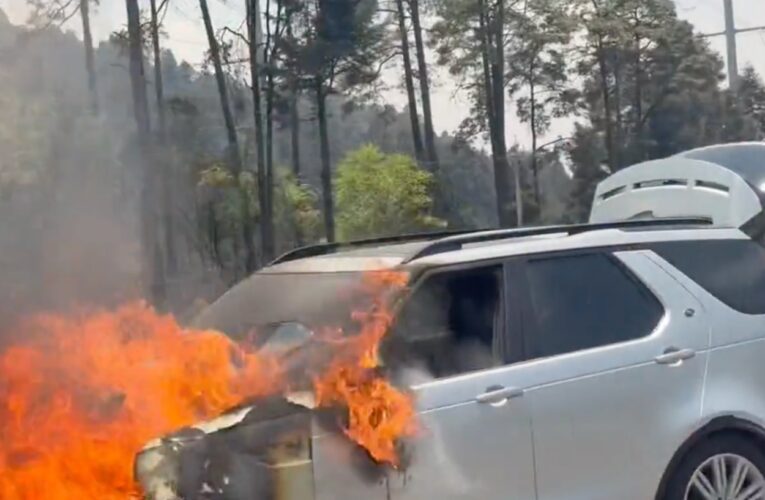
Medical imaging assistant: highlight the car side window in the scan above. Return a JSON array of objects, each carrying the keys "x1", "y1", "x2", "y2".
[
  {"x1": 524, "y1": 253, "x2": 664, "y2": 359},
  {"x1": 652, "y1": 239, "x2": 765, "y2": 315},
  {"x1": 385, "y1": 264, "x2": 508, "y2": 379}
]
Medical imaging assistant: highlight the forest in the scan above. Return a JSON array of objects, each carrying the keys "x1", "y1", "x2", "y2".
[{"x1": 1, "y1": 0, "x2": 764, "y2": 320}]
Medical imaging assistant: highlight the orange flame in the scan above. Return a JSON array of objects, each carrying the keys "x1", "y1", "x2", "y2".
[
  {"x1": 0, "y1": 270, "x2": 416, "y2": 498},
  {"x1": 314, "y1": 270, "x2": 417, "y2": 466},
  {"x1": 0, "y1": 302, "x2": 284, "y2": 499}
]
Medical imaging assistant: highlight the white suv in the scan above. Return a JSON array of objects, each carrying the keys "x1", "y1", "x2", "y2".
[{"x1": 136, "y1": 142, "x2": 765, "y2": 500}]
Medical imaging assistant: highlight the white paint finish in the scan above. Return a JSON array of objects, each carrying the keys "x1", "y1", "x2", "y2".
[
  {"x1": 389, "y1": 372, "x2": 537, "y2": 500},
  {"x1": 589, "y1": 158, "x2": 763, "y2": 227},
  {"x1": 411, "y1": 227, "x2": 746, "y2": 269},
  {"x1": 702, "y1": 339, "x2": 765, "y2": 427},
  {"x1": 527, "y1": 251, "x2": 709, "y2": 500}
]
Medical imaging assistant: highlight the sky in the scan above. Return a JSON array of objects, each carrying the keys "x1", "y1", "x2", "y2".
[{"x1": 2, "y1": 0, "x2": 764, "y2": 148}]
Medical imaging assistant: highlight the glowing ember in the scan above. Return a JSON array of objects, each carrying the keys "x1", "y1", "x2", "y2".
[{"x1": 0, "y1": 270, "x2": 416, "y2": 498}]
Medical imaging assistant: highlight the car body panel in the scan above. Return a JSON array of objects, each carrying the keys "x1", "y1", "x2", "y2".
[
  {"x1": 411, "y1": 228, "x2": 746, "y2": 270},
  {"x1": 310, "y1": 430, "x2": 391, "y2": 500},
  {"x1": 386, "y1": 367, "x2": 537, "y2": 500},
  {"x1": 647, "y1": 252, "x2": 765, "y2": 453},
  {"x1": 381, "y1": 261, "x2": 537, "y2": 500},
  {"x1": 252, "y1": 227, "x2": 746, "y2": 276},
  {"x1": 524, "y1": 251, "x2": 709, "y2": 500},
  {"x1": 136, "y1": 218, "x2": 765, "y2": 500}
]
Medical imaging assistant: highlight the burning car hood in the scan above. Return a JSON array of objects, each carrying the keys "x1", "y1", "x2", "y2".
[{"x1": 135, "y1": 393, "x2": 318, "y2": 500}]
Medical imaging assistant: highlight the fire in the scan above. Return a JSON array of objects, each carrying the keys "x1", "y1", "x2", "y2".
[
  {"x1": 0, "y1": 270, "x2": 416, "y2": 498},
  {"x1": 314, "y1": 270, "x2": 417, "y2": 466},
  {"x1": 0, "y1": 302, "x2": 284, "y2": 499}
]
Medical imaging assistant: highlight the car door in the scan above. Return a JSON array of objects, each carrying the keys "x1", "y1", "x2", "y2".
[
  {"x1": 387, "y1": 261, "x2": 537, "y2": 500},
  {"x1": 518, "y1": 249, "x2": 709, "y2": 500}
]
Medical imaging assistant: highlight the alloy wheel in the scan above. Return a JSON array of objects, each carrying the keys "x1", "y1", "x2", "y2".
[{"x1": 685, "y1": 453, "x2": 765, "y2": 500}]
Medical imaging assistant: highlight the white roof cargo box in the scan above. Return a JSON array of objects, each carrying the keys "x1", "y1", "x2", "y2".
[{"x1": 589, "y1": 142, "x2": 765, "y2": 229}]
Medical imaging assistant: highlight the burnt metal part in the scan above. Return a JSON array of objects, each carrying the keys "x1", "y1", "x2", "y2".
[
  {"x1": 136, "y1": 397, "x2": 315, "y2": 500},
  {"x1": 311, "y1": 408, "x2": 391, "y2": 486}
]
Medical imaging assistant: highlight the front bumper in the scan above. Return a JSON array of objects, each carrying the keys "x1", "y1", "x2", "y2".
[{"x1": 135, "y1": 396, "x2": 315, "y2": 500}]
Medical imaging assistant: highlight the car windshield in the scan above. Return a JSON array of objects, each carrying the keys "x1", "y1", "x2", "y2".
[{"x1": 192, "y1": 271, "x2": 376, "y2": 344}]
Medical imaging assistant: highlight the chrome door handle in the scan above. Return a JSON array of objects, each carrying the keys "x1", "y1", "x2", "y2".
[
  {"x1": 476, "y1": 386, "x2": 524, "y2": 406},
  {"x1": 654, "y1": 348, "x2": 696, "y2": 365}
]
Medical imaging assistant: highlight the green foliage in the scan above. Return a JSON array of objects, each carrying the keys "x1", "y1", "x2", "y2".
[
  {"x1": 507, "y1": 0, "x2": 577, "y2": 139},
  {"x1": 198, "y1": 163, "x2": 235, "y2": 188},
  {"x1": 0, "y1": 97, "x2": 50, "y2": 189},
  {"x1": 335, "y1": 145, "x2": 446, "y2": 240},
  {"x1": 736, "y1": 66, "x2": 765, "y2": 139},
  {"x1": 430, "y1": 0, "x2": 494, "y2": 143},
  {"x1": 197, "y1": 163, "x2": 322, "y2": 255},
  {"x1": 274, "y1": 169, "x2": 322, "y2": 247},
  {"x1": 573, "y1": 0, "x2": 730, "y2": 167}
]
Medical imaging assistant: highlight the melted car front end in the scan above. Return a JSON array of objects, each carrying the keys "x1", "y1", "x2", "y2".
[{"x1": 135, "y1": 396, "x2": 316, "y2": 500}]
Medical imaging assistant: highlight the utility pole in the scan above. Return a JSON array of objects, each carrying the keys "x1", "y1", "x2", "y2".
[
  {"x1": 723, "y1": 0, "x2": 739, "y2": 90},
  {"x1": 701, "y1": 0, "x2": 765, "y2": 90}
]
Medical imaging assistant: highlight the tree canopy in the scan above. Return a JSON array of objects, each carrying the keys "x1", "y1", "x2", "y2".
[{"x1": 335, "y1": 144, "x2": 446, "y2": 240}]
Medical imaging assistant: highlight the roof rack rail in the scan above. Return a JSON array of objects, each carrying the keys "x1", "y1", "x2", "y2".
[
  {"x1": 268, "y1": 228, "x2": 484, "y2": 266},
  {"x1": 404, "y1": 217, "x2": 713, "y2": 262}
]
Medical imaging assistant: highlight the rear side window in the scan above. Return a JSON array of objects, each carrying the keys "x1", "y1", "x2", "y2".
[
  {"x1": 653, "y1": 239, "x2": 765, "y2": 314},
  {"x1": 525, "y1": 253, "x2": 664, "y2": 359}
]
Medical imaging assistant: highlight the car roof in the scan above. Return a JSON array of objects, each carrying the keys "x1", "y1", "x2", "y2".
[
  {"x1": 679, "y1": 142, "x2": 765, "y2": 192},
  {"x1": 261, "y1": 224, "x2": 747, "y2": 274},
  {"x1": 262, "y1": 241, "x2": 431, "y2": 273}
]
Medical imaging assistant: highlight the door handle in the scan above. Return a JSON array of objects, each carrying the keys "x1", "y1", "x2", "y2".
[
  {"x1": 654, "y1": 347, "x2": 696, "y2": 366},
  {"x1": 476, "y1": 386, "x2": 524, "y2": 406}
]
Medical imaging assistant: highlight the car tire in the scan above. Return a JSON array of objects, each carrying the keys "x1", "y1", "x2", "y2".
[{"x1": 663, "y1": 433, "x2": 765, "y2": 500}]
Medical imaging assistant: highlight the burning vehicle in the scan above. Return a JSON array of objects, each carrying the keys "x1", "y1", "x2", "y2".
[{"x1": 135, "y1": 142, "x2": 765, "y2": 500}]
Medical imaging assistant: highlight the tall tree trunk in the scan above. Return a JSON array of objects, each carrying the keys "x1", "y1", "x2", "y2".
[
  {"x1": 200, "y1": 0, "x2": 257, "y2": 272},
  {"x1": 479, "y1": 0, "x2": 514, "y2": 227},
  {"x1": 150, "y1": 0, "x2": 167, "y2": 138},
  {"x1": 513, "y1": 153, "x2": 523, "y2": 226},
  {"x1": 126, "y1": 0, "x2": 165, "y2": 305},
  {"x1": 286, "y1": 17, "x2": 304, "y2": 246},
  {"x1": 287, "y1": 22, "x2": 302, "y2": 178},
  {"x1": 261, "y1": 0, "x2": 279, "y2": 262},
  {"x1": 315, "y1": 77, "x2": 335, "y2": 243},
  {"x1": 595, "y1": 34, "x2": 616, "y2": 171},
  {"x1": 477, "y1": 8, "x2": 496, "y2": 151},
  {"x1": 80, "y1": 0, "x2": 98, "y2": 114},
  {"x1": 200, "y1": 0, "x2": 241, "y2": 166},
  {"x1": 490, "y1": 0, "x2": 515, "y2": 227},
  {"x1": 633, "y1": 28, "x2": 645, "y2": 160},
  {"x1": 264, "y1": 69, "x2": 277, "y2": 260},
  {"x1": 289, "y1": 81, "x2": 302, "y2": 177},
  {"x1": 613, "y1": 56, "x2": 623, "y2": 168},
  {"x1": 395, "y1": 0, "x2": 424, "y2": 162},
  {"x1": 529, "y1": 71, "x2": 540, "y2": 208},
  {"x1": 150, "y1": 0, "x2": 178, "y2": 276},
  {"x1": 247, "y1": 0, "x2": 271, "y2": 268},
  {"x1": 288, "y1": 80, "x2": 304, "y2": 246},
  {"x1": 409, "y1": 0, "x2": 439, "y2": 172}
]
